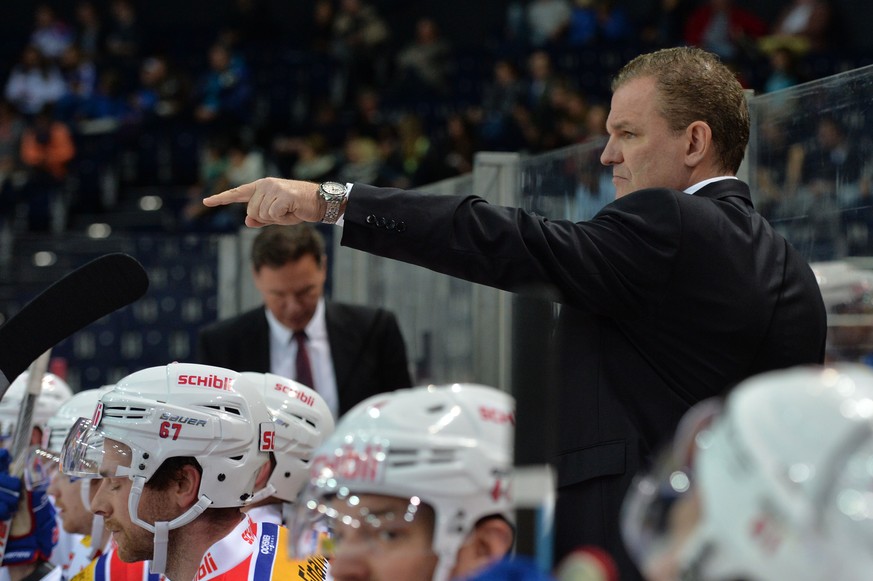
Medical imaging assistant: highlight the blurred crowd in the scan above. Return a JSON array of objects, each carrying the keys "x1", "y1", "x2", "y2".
[{"x1": 0, "y1": 0, "x2": 862, "y2": 235}]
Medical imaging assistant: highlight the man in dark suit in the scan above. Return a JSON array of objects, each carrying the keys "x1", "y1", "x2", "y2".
[
  {"x1": 197, "y1": 224, "x2": 412, "y2": 417},
  {"x1": 202, "y1": 47, "x2": 827, "y2": 579}
]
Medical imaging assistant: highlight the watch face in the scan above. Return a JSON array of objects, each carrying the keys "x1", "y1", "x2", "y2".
[{"x1": 322, "y1": 182, "x2": 346, "y2": 197}]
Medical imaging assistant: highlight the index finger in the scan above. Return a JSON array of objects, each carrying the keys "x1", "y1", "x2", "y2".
[{"x1": 203, "y1": 183, "x2": 257, "y2": 207}]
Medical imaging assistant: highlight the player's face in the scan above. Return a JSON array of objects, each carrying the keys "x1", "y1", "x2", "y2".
[
  {"x1": 601, "y1": 76, "x2": 692, "y2": 198},
  {"x1": 326, "y1": 494, "x2": 439, "y2": 581},
  {"x1": 253, "y1": 254, "x2": 327, "y2": 332},
  {"x1": 89, "y1": 440, "x2": 153, "y2": 562},
  {"x1": 47, "y1": 470, "x2": 91, "y2": 535}
]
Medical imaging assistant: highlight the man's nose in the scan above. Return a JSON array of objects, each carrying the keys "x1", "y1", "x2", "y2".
[
  {"x1": 89, "y1": 479, "x2": 110, "y2": 516},
  {"x1": 600, "y1": 137, "x2": 620, "y2": 166},
  {"x1": 328, "y1": 552, "x2": 370, "y2": 581}
]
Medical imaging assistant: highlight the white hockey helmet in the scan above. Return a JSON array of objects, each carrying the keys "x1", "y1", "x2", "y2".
[
  {"x1": 60, "y1": 363, "x2": 275, "y2": 573},
  {"x1": 238, "y1": 372, "x2": 334, "y2": 503},
  {"x1": 0, "y1": 372, "x2": 73, "y2": 440},
  {"x1": 39, "y1": 386, "x2": 111, "y2": 556},
  {"x1": 290, "y1": 383, "x2": 515, "y2": 581},
  {"x1": 43, "y1": 387, "x2": 108, "y2": 455},
  {"x1": 811, "y1": 260, "x2": 873, "y2": 362},
  {"x1": 622, "y1": 364, "x2": 873, "y2": 581}
]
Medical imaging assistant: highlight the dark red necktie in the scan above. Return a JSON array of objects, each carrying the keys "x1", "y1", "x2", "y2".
[{"x1": 293, "y1": 331, "x2": 314, "y2": 389}]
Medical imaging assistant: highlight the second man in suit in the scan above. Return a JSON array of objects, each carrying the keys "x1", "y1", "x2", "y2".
[{"x1": 197, "y1": 224, "x2": 412, "y2": 417}]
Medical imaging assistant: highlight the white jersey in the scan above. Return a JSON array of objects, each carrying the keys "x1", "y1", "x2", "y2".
[
  {"x1": 194, "y1": 515, "x2": 326, "y2": 581},
  {"x1": 243, "y1": 505, "x2": 282, "y2": 526},
  {"x1": 60, "y1": 534, "x2": 103, "y2": 579}
]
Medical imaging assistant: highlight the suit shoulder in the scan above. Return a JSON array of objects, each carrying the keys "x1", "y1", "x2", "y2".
[
  {"x1": 199, "y1": 307, "x2": 266, "y2": 337},
  {"x1": 327, "y1": 301, "x2": 400, "y2": 326}
]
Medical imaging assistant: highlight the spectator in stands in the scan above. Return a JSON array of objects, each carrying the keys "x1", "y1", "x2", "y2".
[
  {"x1": 55, "y1": 44, "x2": 98, "y2": 123},
  {"x1": 29, "y1": 3, "x2": 74, "y2": 63},
  {"x1": 105, "y1": 0, "x2": 141, "y2": 87},
  {"x1": 347, "y1": 86, "x2": 387, "y2": 140},
  {"x1": 472, "y1": 58, "x2": 526, "y2": 150},
  {"x1": 417, "y1": 112, "x2": 479, "y2": 184},
  {"x1": 762, "y1": 44, "x2": 804, "y2": 93},
  {"x1": 525, "y1": 50, "x2": 562, "y2": 123},
  {"x1": 129, "y1": 55, "x2": 191, "y2": 124},
  {"x1": 194, "y1": 42, "x2": 253, "y2": 133},
  {"x1": 526, "y1": 0, "x2": 572, "y2": 47},
  {"x1": 683, "y1": 0, "x2": 767, "y2": 64},
  {"x1": 765, "y1": 0, "x2": 835, "y2": 54},
  {"x1": 392, "y1": 17, "x2": 453, "y2": 98},
  {"x1": 0, "y1": 100, "x2": 26, "y2": 221},
  {"x1": 305, "y1": 0, "x2": 336, "y2": 55},
  {"x1": 73, "y1": 1, "x2": 105, "y2": 63},
  {"x1": 336, "y1": 135, "x2": 383, "y2": 185},
  {"x1": 4, "y1": 45, "x2": 66, "y2": 117},
  {"x1": 330, "y1": 0, "x2": 390, "y2": 106},
  {"x1": 277, "y1": 133, "x2": 338, "y2": 183},
  {"x1": 566, "y1": 0, "x2": 634, "y2": 46},
  {"x1": 221, "y1": 0, "x2": 276, "y2": 50},
  {"x1": 640, "y1": 0, "x2": 695, "y2": 49},
  {"x1": 784, "y1": 115, "x2": 863, "y2": 259},
  {"x1": 19, "y1": 105, "x2": 75, "y2": 232},
  {"x1": 182, "y1": 134, "x2": 230, "y2": 230}
]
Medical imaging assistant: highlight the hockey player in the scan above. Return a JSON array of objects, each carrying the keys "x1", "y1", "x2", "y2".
[
  {"x1": 621, "y1": 364, "x2": 873, "y2": 581},
  {"x1": 59, "y1": 363, "x2": 307, "y2": 581},
  {"x1": 238, "y1": 372, "x2": 334, "y2": 526},
  {"x1": 289, "y1": 383, "x2": 521, "y2": 581},
  {"x1": 0, "y1": 371, "x2": 73, "y2": 579}
]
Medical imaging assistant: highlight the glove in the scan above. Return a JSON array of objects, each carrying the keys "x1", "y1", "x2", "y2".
[
  {"x1": 0, "y1": 449, "x2": 22, "y2": 521},
  {"x1": 1, "y1": 460, "x2": 57, "y2": 565}
]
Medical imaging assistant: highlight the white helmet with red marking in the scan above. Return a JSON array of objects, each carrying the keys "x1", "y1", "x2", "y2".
[
  {"x1": 237, "y1": 372, "x2": 334, "y2": 503},
  {"x1": 291, "y1": 383, "x2": 515, "y2": 581},
  {"x1": 622, "y1": 364, "x2": 873, "y2": 581},
  {"x1": 60, "y1": 363, "x2": 275, "y2": 574},
  {"x1": 0, "y1": 371, "x2": 73, "y2": 440}
]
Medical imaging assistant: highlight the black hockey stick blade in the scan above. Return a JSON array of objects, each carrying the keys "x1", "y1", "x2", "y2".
[{"x1": 0, "y1": 253, "x2": 149, "y2": 393}]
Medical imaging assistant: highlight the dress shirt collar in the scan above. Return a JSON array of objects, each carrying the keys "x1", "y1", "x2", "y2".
[
  {"x1": 264, "y1": 297, "x2": 328, "y2": 342},
  {"x1": 684, "y1": 175, "x2": 738, "y2": 195}
]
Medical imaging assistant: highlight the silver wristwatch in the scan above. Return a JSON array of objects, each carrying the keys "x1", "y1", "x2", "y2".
[{"x1": 318, "y1": 181, "x2": 348, "y2": 224}]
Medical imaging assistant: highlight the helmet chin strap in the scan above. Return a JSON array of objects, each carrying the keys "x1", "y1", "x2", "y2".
[
  {"x1": 127, "y1": 476, "x2": 213, "y2": 575},
  {"x1": 246, "y1": 482, "x2": 277, "y2": 505}
]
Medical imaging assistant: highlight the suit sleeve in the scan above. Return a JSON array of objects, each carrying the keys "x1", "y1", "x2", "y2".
[{"x1": 341, "y1": 184, "x2": 682, "y2": 318}]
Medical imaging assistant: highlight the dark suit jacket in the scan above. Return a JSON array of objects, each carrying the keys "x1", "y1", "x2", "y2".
[
  {"x1": 196, "y1": 301, "x2": 413, "y2": 416},
  {"x1": 340, "y1": 180, "x2": 827, "y2": 579}
]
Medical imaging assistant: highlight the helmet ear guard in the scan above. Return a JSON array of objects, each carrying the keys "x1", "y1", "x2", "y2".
[
  {"x1": 291, "y1": 383, "x2": 515, "y2": 581},
  {"x1": 237, "y1": 372, "x2": 335, "y2": 504}
]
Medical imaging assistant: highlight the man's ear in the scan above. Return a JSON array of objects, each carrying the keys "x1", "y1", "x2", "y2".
[
  {"x1": 253, "y1": 456, "x2": 273, "y2": 490},
  {"x1": 452, "y1": 518, "x2": 515, "y2": 578},
  {"x1": 173, "y1": 464, "x2": 202, "y2": 507},
  {"x1": 30, "y1": 426, "x2": 43, "y2": 446},
  {"x1": 684, "y1": 120, "x2": 712, "y2": 168}
]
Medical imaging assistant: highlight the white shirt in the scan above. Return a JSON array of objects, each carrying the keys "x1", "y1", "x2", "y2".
[
  {"x1": 265, "y1": 299, "x2": 339, "y2": 418},
  {"x1": 684, "y1": 175, "x2": 739, "y2": 195}
]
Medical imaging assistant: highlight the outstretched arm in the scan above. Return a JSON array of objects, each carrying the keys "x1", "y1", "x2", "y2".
[{"x1": 203, "y1": 178, "x2": 345, "y2": 227}]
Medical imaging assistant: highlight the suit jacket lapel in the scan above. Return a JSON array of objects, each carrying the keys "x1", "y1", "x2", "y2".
[
  {"x1": 325, "y1": 302, "x2": 358, "y2": 390},
  {"x1": 254, "y1": 309, "x2": 271, "y2": 372}
]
